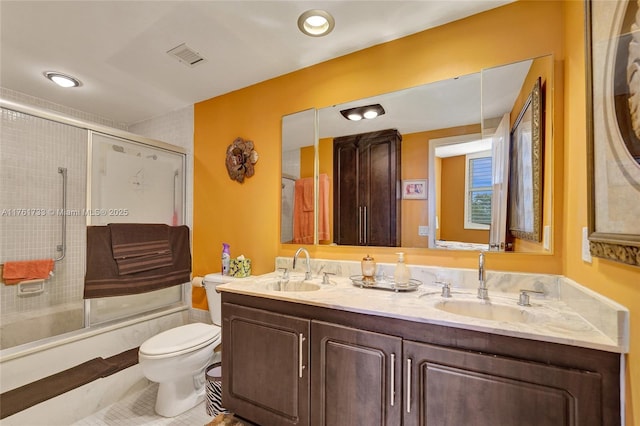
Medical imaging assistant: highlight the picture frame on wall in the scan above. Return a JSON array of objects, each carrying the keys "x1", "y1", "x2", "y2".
[
  {"x1": 402, "y1": 179, "x2": 427, "y2": 200},
  {"x1": 586, "y1": 0, "x2": 640, "y2": 267},
  {"x1": 509, "y1": 77, "x2": 543, "y2": 242}
]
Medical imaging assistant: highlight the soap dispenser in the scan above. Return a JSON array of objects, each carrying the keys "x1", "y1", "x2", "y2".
[{"x1": 394, "y1": 252, "x2": 411, "y2": 287}]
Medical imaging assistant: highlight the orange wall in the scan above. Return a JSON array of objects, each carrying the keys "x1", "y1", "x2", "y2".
[
  {"x1": 440, "y1": 156, "x2": 466, "y2": 240},
  {"x1": 400, "y1": 132, "x2": 429, "y2": 248},
  {"x1": 435, "y1": 156, "x2": 442, "y2": 240},
  {"x1": 194, "y1": 1, "x2": 638, "y2": 422},
  {"x1": 563, "y1": 2, "x2": 639, "y2": 423},
  {"x1": 300, "y1": 145, "x2": 314, "y2": 178}
]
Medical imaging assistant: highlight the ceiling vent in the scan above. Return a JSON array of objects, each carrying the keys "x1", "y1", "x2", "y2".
[{"x1": 167, "y1": 43, "x2": 207, "y2": 67}]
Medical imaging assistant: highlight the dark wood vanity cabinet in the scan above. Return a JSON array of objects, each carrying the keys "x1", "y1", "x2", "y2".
[
  {"x1": 221, "y1": 294, "x2": 621, "y2": 426},
  {"x1": 403, "y1": 340, "x2": 602, "y2": 426},
  {"x1": 222, "y1": 303, "x2": 310, "y2": 426},
  {"x1": 310, "y1": 321, "x2": 402, "y2": 426},
  {"x1": 333, "y1": 129, "x2": 401, "y2": 246}
]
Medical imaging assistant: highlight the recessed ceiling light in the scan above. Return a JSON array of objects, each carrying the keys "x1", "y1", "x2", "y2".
[
  {"x1": 43, "y1": 71, "x2": 81, "y2": 88},
  {"x1": 297, "y1": 9, "x2": 335, "y2": 37}
]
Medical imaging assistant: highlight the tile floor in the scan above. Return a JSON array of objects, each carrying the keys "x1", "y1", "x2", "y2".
[{"x1": 72, "y1": 383, "x2": 215, "y2": 426}]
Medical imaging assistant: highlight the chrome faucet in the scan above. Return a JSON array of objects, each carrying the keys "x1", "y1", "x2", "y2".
[
  {"x1": 293, "y1": 247, "x2": 312, "y2": 280},
  {"x1": 477, "y1": 251, "x2": 489, "y2": 300}
]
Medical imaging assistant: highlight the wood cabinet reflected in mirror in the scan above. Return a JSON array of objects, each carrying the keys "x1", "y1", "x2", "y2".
[
  {"x1": 333, "y1": 129, "x2": 401, "y2": 247},
  {"x1": 280, "y1": 55, "x2": 554, "y2": 253}
]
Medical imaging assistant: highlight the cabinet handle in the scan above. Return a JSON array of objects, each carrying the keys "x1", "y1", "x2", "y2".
[
  {"x1": 406, "y1": 358, "x2": 412, "y2": 413},
  {"x1": 359, "y1": 206, "x2": 363, "y2": 244},
  {"x1": 390, "y1": 353, "x2": 395, "y2": 407},
  {"x1": 299, "y1": 333, "x2": 306, "y2": 378},
  {"x1": 363, "y1": 206, "x2": 368, "y2": 245}
]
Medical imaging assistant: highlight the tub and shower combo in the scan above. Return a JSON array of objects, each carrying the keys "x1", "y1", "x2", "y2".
[{"x1": 0, "y1": 98, "x2": 191, "y2": 423}]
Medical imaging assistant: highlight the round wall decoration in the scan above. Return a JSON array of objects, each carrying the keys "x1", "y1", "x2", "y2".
[{"x1": 225, "y1": 137, "x2": 259, "y2": 183}]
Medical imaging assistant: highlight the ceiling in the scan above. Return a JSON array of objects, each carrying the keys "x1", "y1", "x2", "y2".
[{"x1": 0, "y1": 1, "x2": 514, "y2": 126}]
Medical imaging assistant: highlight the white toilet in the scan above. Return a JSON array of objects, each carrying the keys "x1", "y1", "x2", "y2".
[{"x1": 138, "y1": 273, "x2": 232, "y2": 417}]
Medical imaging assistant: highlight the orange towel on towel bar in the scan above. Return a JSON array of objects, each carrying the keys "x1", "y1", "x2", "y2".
[
  {"x1": 301, "y1": 178, "x2": 314, "y2": 212},
  {"x1": 293, "y1": 174, "x2": 330, "y2": 244},
  {"x1": 2, "y1": 259, "x2": 54, "y2": 285}
]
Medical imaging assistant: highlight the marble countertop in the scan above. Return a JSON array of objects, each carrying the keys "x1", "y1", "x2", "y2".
[{"x1": 211, "y1": 266, "x2": 628, "y2": 354}]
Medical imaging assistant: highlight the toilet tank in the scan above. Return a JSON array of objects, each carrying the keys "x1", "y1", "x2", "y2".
[{"x1": 203, "y1": 273, "x2": 246, "y2": 326}]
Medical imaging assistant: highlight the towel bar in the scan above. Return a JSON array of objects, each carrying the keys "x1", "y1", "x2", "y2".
[{"x1": 54, "y1": 167, "x2": 67, "y2": 262}]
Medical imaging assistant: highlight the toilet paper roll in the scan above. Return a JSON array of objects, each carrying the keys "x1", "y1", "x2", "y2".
[{"x1": 192, "y1": 276, "x2": 204, "y2": 287}]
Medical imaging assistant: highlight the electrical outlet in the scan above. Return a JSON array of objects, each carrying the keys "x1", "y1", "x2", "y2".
[
  {"x1": 582, "y1": 227, "x2": 593, "y2": 263},
  {"x1": 418, "y1": 226, "x2": 429, "y2": 236}
]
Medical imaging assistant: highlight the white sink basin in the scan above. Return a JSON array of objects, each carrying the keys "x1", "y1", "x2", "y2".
[
  {"x1": 434, "y1": 299, "x2": 537, "y2": 323},
  {"x1": 260, "y1": 280, "x2": 321, "y2": 292}
]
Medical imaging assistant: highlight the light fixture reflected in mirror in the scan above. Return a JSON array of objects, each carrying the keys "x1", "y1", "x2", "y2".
[
  {"x1": 340, "y1": 104, "x2": 385, "y2": 121},
  {"x1": 298, "y1": 9, "x2": 335, "y2": 37},
  {"x1": 43, "y1": 71, "x2": 81, "y2": 88}
]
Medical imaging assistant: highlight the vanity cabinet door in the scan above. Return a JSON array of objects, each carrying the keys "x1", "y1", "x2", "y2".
[
  {"x1": 403, "y1": 340, "x2": 602, "y2": 426},
  {"x1": 310, "y1": 321, "x2": 402, "y2": 426},
  {"x1": 222, "y1": 303, "x2": 310, "y2": 426}
]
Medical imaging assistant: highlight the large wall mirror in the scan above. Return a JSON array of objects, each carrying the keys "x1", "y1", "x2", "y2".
[{"x1": 281, "y1": 55, "x2": 553, "y2": 253}]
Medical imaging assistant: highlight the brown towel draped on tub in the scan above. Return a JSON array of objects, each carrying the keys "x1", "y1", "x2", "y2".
[
  {"x1": 84, "y1": 225, "x2": 191, "y2": 299},
  {"x1": 108, "y1": 223, "x2": 173, "y2": 275}
]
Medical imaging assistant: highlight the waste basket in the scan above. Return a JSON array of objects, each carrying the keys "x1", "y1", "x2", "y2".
[{"x1": 205, "y1": 363, "x2": 227, "y2": 416}]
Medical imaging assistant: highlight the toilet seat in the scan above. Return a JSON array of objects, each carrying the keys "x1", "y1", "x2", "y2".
[{"x1": 140, "y1": 322, "x2": 221, "y2": 359}]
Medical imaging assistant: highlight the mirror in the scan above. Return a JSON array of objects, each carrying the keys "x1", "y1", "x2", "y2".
[
  {"x1": 281, "y1": 109, "x2": 317, "y2": 244},
  {"x1": 281, "y1": 55, "x2": 553, "y2": 252}
]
